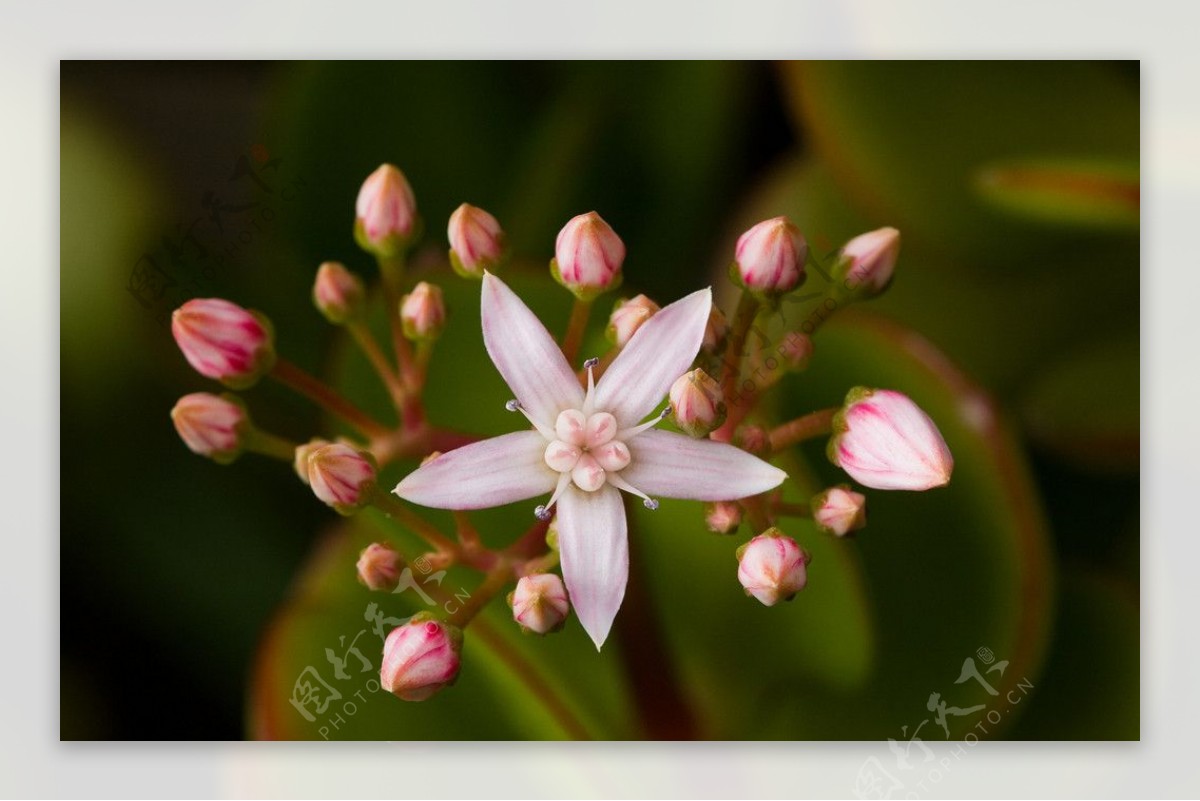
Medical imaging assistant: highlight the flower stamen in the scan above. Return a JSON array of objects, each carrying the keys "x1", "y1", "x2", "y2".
[
  {"x1": 605, "y1": 471, "x2": 659, "y2": 510},
  {"x1": 581, "y1": 357, "x2": 599, "y2": 415},
  {"x1": 616, "y1": 405, "x2": 671, "y2": 441},
  {"x1": 506, "y1": 398, "x2": 556, "y2": 440}
]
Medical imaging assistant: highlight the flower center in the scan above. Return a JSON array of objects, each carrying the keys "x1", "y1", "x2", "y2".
[
  {"x1": 543, "y1": 409, "x2": 632, "y2": 491},
  {"x1": 508, "y1": 357, "x2": 666, "y2": 520}
]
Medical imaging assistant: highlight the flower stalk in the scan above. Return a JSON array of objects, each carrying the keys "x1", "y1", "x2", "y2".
[
  {"x1": 719, "y1": 290, "x2": 760, "y2": 403},
  {"x1": 447, "y1": 561, "x2": 514, "y2": 628},
  {"x1": 346, "y1": 320, "x2": 408, "y2": 411},
  {"x1": 368, "y1": 487, "x2": 462, "y2": 559},
  {"x1": 269, "y1": 357, "x2": 389, "y2": 439},
  {"x1": 768, "y1": 407, "x2": 837, "y2": 451},
  {"x1": 242, "y1": 428, "x2": 300, "y2": 461},
  {"x1": 560, "y1": 296, "x2": 592, "y2": 365}
]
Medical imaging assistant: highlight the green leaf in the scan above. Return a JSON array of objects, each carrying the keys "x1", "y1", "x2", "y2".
[
  {"x1": 1009, "y1": 571, "x2": 1138, "y2": 739},
  {"x1": 1019, "y1": 337, "x2": 1139, "y2": 472},
  {"x1": 731, "y1": 155, "x2": 1139, "y2": 396},
  {"x1": 750, "y1": 311, "x2": 1057, "y2": 739},
  {"x1": 974, "y1": 158, "x2": 1139, "y2": 230},
  {"x1": 778, "y1": 61, "x2": 1139, "y2": 270}
]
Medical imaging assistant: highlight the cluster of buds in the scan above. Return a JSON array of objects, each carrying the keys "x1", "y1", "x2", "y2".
[{"x1": 165, "y1": 160, "x2": 955, "y2": 709}]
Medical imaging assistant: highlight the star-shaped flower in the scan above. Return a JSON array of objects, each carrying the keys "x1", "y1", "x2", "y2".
[{"x1": 394, "y1": 274, "x2": 787, "y2": 649}]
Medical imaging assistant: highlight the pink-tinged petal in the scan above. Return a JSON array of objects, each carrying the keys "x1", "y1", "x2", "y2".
[
  {"x1": 481, "y1": 273, "x2": 584, "y2": 427},
  {"x1": 832, "y1": 389, "x2": 953, "y2": 491},
  {"x1": 393, "y1": 431, "x2": 556, "y2": 509},
  {"x1": 593, "y1": 287, "x2": 711, "y2": 426},
  {"x1": 556, "y1": 485, "x2": 628, "y2": 650},
  {"x1": 621, "y1": 429, "x2": 786, "y2": 500}
]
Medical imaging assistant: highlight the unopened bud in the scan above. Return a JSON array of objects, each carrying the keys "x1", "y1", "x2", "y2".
[
  {"x1": 782, "y1": 332, "x2": 814, "y2": 371},
  {"x1": 509, "y1": 573, "x2": 570, "y2": 634},
  {"x1": 812, "y1": 485, "x2": 867, "y2": 537},
  {"x1": 400, "y1": 282, "x2": 446, "y2": 341},
  {"x1": 293, "y1": 438, "x2": 330, "y2": 485},
  {"x1": 357, "y1": 543, "x2": 404, "y2": 591},
  {"x1": 736, "y1": 425, "x2": 770, "y2": 456},
  {"x1": 736, "y1": 529, "x2": 809, "y2": 606},
  {"x1": 448, "y1": 203, "x2": 505, "y2": 278},
  {"x1": 354, "y1": 163, "x2": 419, "y2": 257},
  {"x1": 551, "y1": 211, "x2": 625, "y2": 299},
  {"x1": 734, "y1": 216, "x2": 807, "y2": 295},
  {"x1": 669, "y1": 369, "x2": 725, "y2": 437},
  {"x1": 170, "y1": 392, "x2": 248, "y2": 464},
  {"x1": 306, "y1": 443, "x2": 377, "y2": 514},
  {"x1": 607, "y1": 294, "x2": 660, "y2": 347},
  {"x1": 704, "y1": 501, "x2": 743, "y2": 535},
  {"x1": 828, "y1": 388, "x2": 953, "y2": 491},
  {"x1": 836, "y1": 226, "x2": 900, "y2": 298},
  {"x1": 313, "y1": 261, "x2": 365, "y2": 324},
  {"x1": 171, "y1": 298, "x2": 276, "y2": 389},
  {"x1": 380, "y1": 615, "x2": 462, "y2": 701}
]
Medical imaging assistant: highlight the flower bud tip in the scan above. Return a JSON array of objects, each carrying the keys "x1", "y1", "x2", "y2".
[{"x1": 510, "y1": 573, "x2": 570, "y2": 635}]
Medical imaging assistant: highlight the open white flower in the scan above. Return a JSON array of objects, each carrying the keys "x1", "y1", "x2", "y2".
[{"x1": 394, "y1": 273, "x2": 787, "y2": 649}]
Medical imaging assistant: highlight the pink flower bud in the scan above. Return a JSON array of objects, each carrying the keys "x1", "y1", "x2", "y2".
[
  {"x1": 812, "y1": 485, "x2": 867, "y2": 537},
  {"x1": 703, "y1": 305, "x2": 729, "y2": 351},
  {"x1": 828, "y1": 388, "x2": 954, "y2": 491},
  {"x1": 400, "y1": 282, "x2": 446, "y2": 341},
  {"x1": 736, "y1": 529, "x2": 809, "y2": 606},
  {"x1": 171, "y1": 298, "x2": 276, "y2": 389},
  {"x1": 781, "y1": 332, "x2": 814, "y2": 371},
  {"x1": 552, "y1": 211, "x2": 625, "y2": 298},
  {"x1": 306, "y1": 443, "x2": 377, "y2": 513},
  {"x1": 312, "y1": 261, "x2": 365, "y2": 324},
  {"x1": 839, "y1": 226, "x2": 900, "y2": 296},
  {"x1": 380, "y1": 617, "x2": 462, "y2": 701},
  {"x1": 705, "y1": 501, "x2": 743, "y2": 535},
  {"x1": 357, "y1": 543, "x2": 404, "y2": 591},
  {"x1": 448, "y1": 203, "x2": 505, "y2": 277},
  {"x1": 669, "y1": 369, "x2": 726, "y2": 437},
  {"x1": 736, "y1": 425, "x2": 770, "y2": 456},
  {"x1": 293, "y1": 438, "x2": 330, "y2": 485},
  {"x1": 355, "y1": 163, "x2": 418, "y2": 254},
  {"x1": 734, "y1": 216, "x2": 807, "y2": 294},
  {"x1": 170, "y1": 392, "x2": 247, "y2": 464},
  {"x1": 606, "y1": 294, "x2": 660, "y2": 347},
  {"x1": 509, "y1": 573, "x2": 570, "y2": 634}
]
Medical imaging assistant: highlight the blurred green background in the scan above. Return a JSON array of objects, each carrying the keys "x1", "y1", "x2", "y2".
[{"x1": 60, "y1": 61, "x2": 1138, "y2": 740}]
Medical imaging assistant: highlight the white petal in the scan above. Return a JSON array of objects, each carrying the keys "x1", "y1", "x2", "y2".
[
  {"x1": 482, "y1": 273, "x2": 584, "y2": 427},
  {"x1": 556, "y1": 485, "x2": 628, "y2": 650},
  {"x1": 393, "y1": 431, "x2": 556, "y2": 509},
  {"x1": 621, "y1": 429, "x2": 787, "y2": 500},
  {"x1": 592, "y1": 287, "x2": 711, "y2": 425}
]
